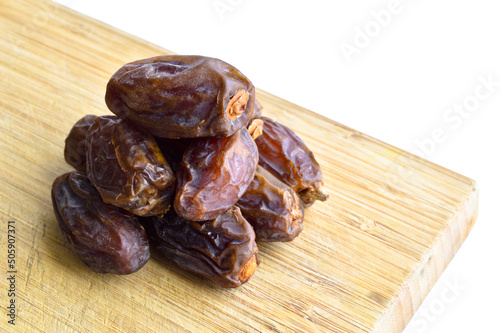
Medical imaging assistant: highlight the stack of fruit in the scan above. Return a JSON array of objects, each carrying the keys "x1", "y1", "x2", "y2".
[{"x1": 51, "y1": 55, "x2": 328, "y2": 288}]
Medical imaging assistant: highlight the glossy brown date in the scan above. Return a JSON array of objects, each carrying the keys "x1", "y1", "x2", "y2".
[
  {"x1": 255, "y1": 117, "x2": 329, "y2": 207},
  {"x1": 174, "y1": 127, "x2": 258, "y2": 221},
  {"x1": 236, "y1": 167, "x2": 304, "y2": 242},
  {"x1": 64, "y1": 114, "x2": 97, "y2": 172},
  {"x1": 51, "y1": 171, "x2": 150, "y2": 274},
  {"x1": 141, "y1": 206, "x2": 258, "y2": 288},
  {"x1": 86, "y1": 115, "x2": 175, "y2": 216},
  {"x1": 105, "y1": 55, "x2": 256, "y2": 139}
]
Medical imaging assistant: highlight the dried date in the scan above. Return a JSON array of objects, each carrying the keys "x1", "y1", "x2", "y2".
[
  {"x1": 86, "y1": 115, "x2": 175, "y2": 216},
  {"x1": 51, "y1": 171, "x2": 150, "y2": 274},
  {"x1": 174, "y1": 127, "x2": 258, "y2": 221},
  {"x1": 141, "y1": 206, "x2": 258, "y2": 288},
  {"x1": 236, "y1": 167, "x2": 304, "y2": 242},
  {"x1": 255, "y1": 117, "x2": 329, "y2": 207},
  {"x1": 64, "y1": 114, "x2": 97, "y2": 172},
  {"x1": 105, "y1": 55, "x2": 257, "y2": 138}
]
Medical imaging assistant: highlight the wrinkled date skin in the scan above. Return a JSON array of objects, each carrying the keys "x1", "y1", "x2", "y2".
[
  {"x1": 174, "y1": 128, "x2": 258, "y2": 221},
  {"x1": 51, "y1": 171, "x2": 150, "y2": 274},
  {"x1": 105, "y1": 55, "x2": 256, "y2": 139},
  {"x1": 237, "y1": 167, "x2": 304, "y2": 242},
  {"x1": 86, "y1": 116, "x2": 175, "y2": 216},
  {"x1": 255, "y1": 117, "x2": 329, "y2": 207},
  {"x1": 141, "y1": 206, "x2": 259, "y2": 288},
  {"x1": 64, "y1": 114, "x2": 97, "y2": 172}
]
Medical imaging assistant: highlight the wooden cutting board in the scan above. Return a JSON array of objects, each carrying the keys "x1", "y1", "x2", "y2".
[{"x1": 0, "y1": 0, "x2": 478, "y2": 332}]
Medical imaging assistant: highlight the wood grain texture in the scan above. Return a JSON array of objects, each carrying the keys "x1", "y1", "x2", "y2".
[{"x1": 0, "y1": 0, "x2": 477, "y2": 332}]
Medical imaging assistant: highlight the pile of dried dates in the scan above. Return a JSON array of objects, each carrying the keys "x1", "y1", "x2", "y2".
[{"x1": 51, "y1": 55, "x2": 328, "y2": 288}]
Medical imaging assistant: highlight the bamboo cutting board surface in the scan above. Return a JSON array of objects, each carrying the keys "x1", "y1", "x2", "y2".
[{"x1": 0, "y1": 0, "x2": 478, "y2": 332}]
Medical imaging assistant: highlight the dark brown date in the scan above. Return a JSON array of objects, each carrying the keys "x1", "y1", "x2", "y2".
[
  {"x1": 86, "y1": 115, "x2": 175, "y2": 216},
  {"x1": 236, "y1": 167, "x2": 304, "y2": 242},
  {"x1": 255, "y1": 117, "x2": 329, "y2": 207},
  {"x1": 105, "y1": 55, "x2": 256, "y2": 139},
  {"x1": 64, "y1": 114, "x2": 97, "y2": 172},
  {"x1": 51, "y1": 171, "x2": 150, "y2": 274},
  {"x1": 141, "y1": 206, "x2": 259, "y2": 288},
  {"x1": 174, "y1": 127, "x2": 258, "y2": 221}
]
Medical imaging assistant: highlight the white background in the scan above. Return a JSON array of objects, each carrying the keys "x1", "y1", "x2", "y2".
[{"x1": 54, "y1": 0, "x2": 499, "y2": 331}]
